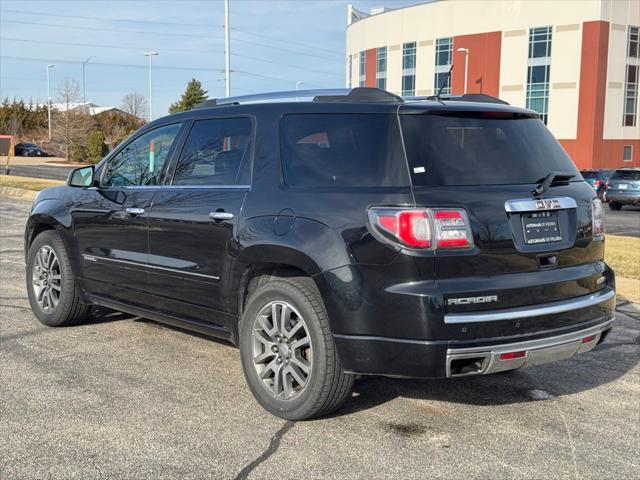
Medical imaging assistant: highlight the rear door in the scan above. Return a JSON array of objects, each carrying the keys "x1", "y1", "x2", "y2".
[
  {"x1": 399, "y1": 111, "x2": 604, "y2": 309},
  {"x1": 146, "y1": 116, "x2": 253, "y2": 329},
  {"x1": 608, "y1": 169, "x2": 640, "y2": 194}
]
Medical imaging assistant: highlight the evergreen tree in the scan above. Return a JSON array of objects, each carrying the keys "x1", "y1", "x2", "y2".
[{"x1": 168, "y1": 79, "x2": 208, "y2": 113}]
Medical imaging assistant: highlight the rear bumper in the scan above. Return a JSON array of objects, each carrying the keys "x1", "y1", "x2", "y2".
[
  {"x1": 445, "y1": 317, "x2": 613, "y2": 377},
  {"x1": 605, "y1": 191, "x2": 640, "y2": 205},
  {"x1": 334, "y1": 297, "x2": 615, "y2": 379}
]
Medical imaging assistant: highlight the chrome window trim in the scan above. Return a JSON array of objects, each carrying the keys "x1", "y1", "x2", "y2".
[
  {"x1": 504, "y1": 196, "x2": 577, "y2": 213},
  {"x1": 82, "y1": 254, "x2": 220, "y2": 280},
  {"x1": 444, "y1": 287, "x2": 614, "y2": 324}
]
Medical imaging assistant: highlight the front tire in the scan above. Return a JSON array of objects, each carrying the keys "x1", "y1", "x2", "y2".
[
  {"x1": 608, "y1": 202, "x2": 622, "y2": 211},
  {"x1": 26, "y1": 230, "x2": 91, "y2": 326},
  {"x1": 239, "y1": 276, "x2": 354, "y2": 420}
]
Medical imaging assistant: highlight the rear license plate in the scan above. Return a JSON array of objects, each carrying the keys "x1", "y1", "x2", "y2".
[
  {"x1": 522, "y1": 212, "x2": 561, "y2": 244},
  {"x1": 618, "y1": 184, "x2": 628, "y2": 190}
]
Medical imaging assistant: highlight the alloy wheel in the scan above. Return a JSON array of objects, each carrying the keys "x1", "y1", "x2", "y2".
[
  {"x1": 32, "y1": 245, "x2": 62, "y2": 313},
  {"x1": 252, "y1": 301, "x2": 313, "y2": 400}
]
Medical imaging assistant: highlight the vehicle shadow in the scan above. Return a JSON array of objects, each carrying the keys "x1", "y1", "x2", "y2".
[
  {"x1": 82, "y1": 306, "x2": 133, "y2": 325},
  {"x1": 337, "y1": 313, "x2": 640, "y2": 416}
]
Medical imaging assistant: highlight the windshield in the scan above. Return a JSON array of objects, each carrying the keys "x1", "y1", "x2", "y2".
[
  {"x1": 581, "y1": 171, "x2": 598, "y2": 179},
  {"x1": 400, "y1": 114, "x2": 579, "y2": 186},
  {"x1": 611, "y1": 170, "x2": 640, "y2": 181}
]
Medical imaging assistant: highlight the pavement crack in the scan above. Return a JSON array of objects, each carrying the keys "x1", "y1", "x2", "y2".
[
  {"x1": 233, "y1": 421, "x2": 294, "y2": 480},
  {"x1": 0, "y1": 303, "x2": 31, "y2": 311}
]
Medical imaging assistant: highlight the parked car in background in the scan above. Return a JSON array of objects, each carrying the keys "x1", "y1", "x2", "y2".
[
  {"x1": 580, "y1": 169, "x2": 614, "y2": 200},
  {"x1": 24, "y1": 88, "x2": 615, "y2": 420},
  {"x1": 604, "y1": 168, "x2": 640, "y2": 210},
  {"x1": 15, "y1": 142, "x2": 48, "y2": 157}
]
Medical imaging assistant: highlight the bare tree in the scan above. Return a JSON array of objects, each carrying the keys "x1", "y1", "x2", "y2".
[
  {"x1": 53, "y1": 79, "x2": 90, "y2": 161},
  {"x1": 121, "y1": 93, "x2": 148, "y2": 119}
]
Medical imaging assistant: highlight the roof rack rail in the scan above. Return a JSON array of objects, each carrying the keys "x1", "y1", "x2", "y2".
[
  {"x1": 423, "y1": 93, "x2": 509, "y2": 105},
  {"x1": 195, "y1": 87, "x2": 403, "y2": 109}
]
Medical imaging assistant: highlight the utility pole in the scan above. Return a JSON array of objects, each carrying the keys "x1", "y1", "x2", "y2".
[
  {"x1": 144, "y1": 51, "x2": 158, "y2": 121},
  {"x1": 46, "y1": 64, "x2": 54, "y2": 141},
  {"x1": 82, "y1": 56, "x2": 96, "y2": 114},
  {"x1": 224, "y1": 0, "x2": 231, "y2": 97},
  {"x1": 457, "y1": 48, "x2": 469, "y2": 94}
]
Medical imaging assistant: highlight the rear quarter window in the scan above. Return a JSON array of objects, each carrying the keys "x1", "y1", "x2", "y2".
[{"x1": 280, "y1": 113, "x2": 409, "y2": 188}]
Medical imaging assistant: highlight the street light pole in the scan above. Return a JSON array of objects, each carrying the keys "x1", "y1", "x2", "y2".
[
  {"x1": 82, "y1": 56, "x2": 96, "y2": 114},
  {"x1": 144, "y1": 51, "x2": 158, "y2": 121},
  {"x1": 457, "y1": 48, "x2": 469, "y2": 94},
  {"x1": 46, "y1": 64, "x2": 54, "y2": 141},
  {"x1": 224, "y1": 0, "x2": 231, "y2": 97}
]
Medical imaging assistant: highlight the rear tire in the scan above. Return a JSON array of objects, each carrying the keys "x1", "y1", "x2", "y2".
[
  {"x1": 608, "y1": 202, "x2": 622, "y2": 211},
  {"x1": 239, "y1": 276, "x2": 354, "y2": 420},
  {"x1": 26, "y1": 230, "x2": 91, "y2": 326}
]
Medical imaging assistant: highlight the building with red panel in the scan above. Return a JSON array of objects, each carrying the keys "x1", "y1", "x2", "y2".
[{"x1": 346, "y1": 0, "x2": 639, "y2": 169}]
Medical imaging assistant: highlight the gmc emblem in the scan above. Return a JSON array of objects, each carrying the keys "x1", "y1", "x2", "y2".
[{"x1": 535, "y1": 199, "x2": 561, "y2": 210}]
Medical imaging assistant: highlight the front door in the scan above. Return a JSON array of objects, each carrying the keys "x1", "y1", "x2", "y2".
[
  {"x1": 72, "y1": 122, "x2": 183, "y2": 307},
  {"x1": 146, "y1": 117, "x2": 253, "y2": 329}
]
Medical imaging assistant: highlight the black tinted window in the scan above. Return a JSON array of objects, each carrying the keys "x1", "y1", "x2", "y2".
[
  {"x1": 581, "y1": 171, "x2": 597, "y2": 180},
  {"x1": 281, "y1": 114, "x2": 409, "y2": 188},
  {"x1": 173, "y1": 118, "x2": 252, "y2": 186},
  {"x1": 102, "y1": 123, "x2": 181, "y2": 187},
  {"x1": 611, "y1": 170, "x2": 640, "y2": 181},
  {"x1": 401, "y1": 114, "x2": 579, "y2": 186}
]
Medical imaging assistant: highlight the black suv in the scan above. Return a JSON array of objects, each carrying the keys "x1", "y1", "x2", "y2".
[{"x1": 25, "y1": 88, "x2": 615, "y2": 420}]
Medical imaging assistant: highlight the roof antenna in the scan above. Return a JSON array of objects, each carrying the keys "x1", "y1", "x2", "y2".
[{"x1": 436, "y1": 64, "x2": 454, "y2": 101}]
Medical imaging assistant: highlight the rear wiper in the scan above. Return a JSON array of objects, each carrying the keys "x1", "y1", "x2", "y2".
[{"x1": 532, "y1": 171, "x2": 576, "y2": 196}]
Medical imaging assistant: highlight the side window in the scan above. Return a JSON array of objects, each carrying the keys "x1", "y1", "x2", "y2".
[
  {"x1": 102, "y1": 123, "x2": 181, "y2": 187},
  {"x1": 280, "y1": 114, "x2": 409, "y2": 188},
  {"x1": 172, "y1": 118, "x2": 252, "y2": 186}
]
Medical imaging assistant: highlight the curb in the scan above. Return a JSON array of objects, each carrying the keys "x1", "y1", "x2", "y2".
[{"x1": 0, "y1": 186, "x2": 37, "y2": 202}]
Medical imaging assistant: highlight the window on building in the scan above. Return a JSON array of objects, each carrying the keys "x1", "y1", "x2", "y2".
[
  {"x1": 526, "y1": 26, "x2": 552, "y2": 124},
  {"x1": 623, "y1": 26, "x2": 639, "y2": 127},
  {"x1": 434, "y1": 37, "x2": 452, "y2": 94},
  {"x1": 623, "y1": 145, "x2": 633, "y2": 162},
  {"x1": 359, "y1": 51, "x2": 366, "y2": 87},
  {"x1": 402, "y1": 42, "x2": 417, "y2": 97},
  {"x1": 376, "y1": 47, "x2": 387, "y2": 90}
]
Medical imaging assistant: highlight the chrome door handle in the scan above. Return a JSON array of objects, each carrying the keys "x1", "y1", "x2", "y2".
[
  {"x1": 125, "y1": 207, "x2": 145, "y2": 216},
  {"x1": 209, "y1": 211, "x2": 234, "y2": 220}
]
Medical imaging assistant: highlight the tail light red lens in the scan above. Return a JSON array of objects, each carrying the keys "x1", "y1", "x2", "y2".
[
  {"x1": 368, "y1": 207, "x2": 473, "y2": 250},
  {"x1": 591, "y1": 198, "x2": 605, "y2": 237},
  {"x1": 594, "y1": 180, "x2": 601, "y2": 187}
]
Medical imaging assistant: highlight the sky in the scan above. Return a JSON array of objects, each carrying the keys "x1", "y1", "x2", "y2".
[{"x1": 0, "y1": 0, "x2": 425, "y2": 119}]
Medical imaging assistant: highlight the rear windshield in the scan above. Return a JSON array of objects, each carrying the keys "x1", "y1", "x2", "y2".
[
  {"x1": 581, "y1": 171, "x2": 598, "y2": 179},
  {"x1": 400, "y1": 114, "x2": 579, "y2": 186},
  {"x1": 281, "y1": 114, "x2": 409, "y2": 188},
  {"x1": 610, "y1": 170, "x2": 640, "y2": 181}
]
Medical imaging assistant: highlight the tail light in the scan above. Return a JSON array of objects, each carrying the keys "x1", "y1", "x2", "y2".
[
  {"x1": 591, "y1": 198, "x2": 605, "y2": 237},
  {"x1": 368, "y1": 207, "x2": 473, "y2": 250},
  {"x1": 594, "y1": 180, "x2": 601, "y2": 187}
]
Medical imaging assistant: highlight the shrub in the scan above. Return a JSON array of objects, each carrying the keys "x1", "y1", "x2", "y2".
[{"x1": 87, "y1": 130, "x2": 108, "y2": 164}]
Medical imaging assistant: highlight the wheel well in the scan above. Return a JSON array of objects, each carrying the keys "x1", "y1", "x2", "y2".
[
  {"x1": 26, "y1": 223, "x2": 54, "y2": 257},
  {"x1": 238, "y1": 264, "x2": 309, "y2": 317}
]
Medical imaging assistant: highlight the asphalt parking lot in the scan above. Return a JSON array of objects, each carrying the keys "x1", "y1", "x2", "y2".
[
  {"x1": 605, "y1": 204, "x2": 640, "y2": 237},
  {"x1": 1, "y1": 194, "x2": 639, "y2": 479}
]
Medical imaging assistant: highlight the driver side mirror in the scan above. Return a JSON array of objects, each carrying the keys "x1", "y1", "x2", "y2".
[{"x1": 67, "y1": 165, "x2": 95, "y2": 188}]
